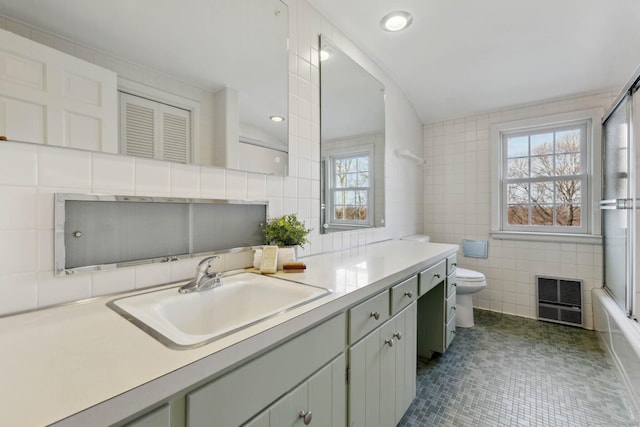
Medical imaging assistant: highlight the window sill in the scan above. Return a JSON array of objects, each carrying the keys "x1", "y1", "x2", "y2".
[{"x1": 490, "y1": 231, "x2": 602, "y2": 245}]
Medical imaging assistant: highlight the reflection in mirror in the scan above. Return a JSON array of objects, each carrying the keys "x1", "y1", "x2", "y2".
[
  {"x1": 0, "y1": 0, "x2": 289, "y2": 175},
  {"x1": 319, "y1": 35, "x2": 385, "y2": 233}
]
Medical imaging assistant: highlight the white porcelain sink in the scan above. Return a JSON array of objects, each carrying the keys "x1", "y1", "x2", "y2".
[{"x1": 108, "y1": 272, "x2": 330, "y2": 349}]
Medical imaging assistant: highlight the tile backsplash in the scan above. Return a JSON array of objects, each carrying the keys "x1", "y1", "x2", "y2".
[{"x1": 0, "y1": 0, "x2": 425, "y2": 315}]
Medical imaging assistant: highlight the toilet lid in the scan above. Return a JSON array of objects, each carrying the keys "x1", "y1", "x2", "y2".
[{"x1": 456, "y1": 267, "x2": 485, "y2": 282}]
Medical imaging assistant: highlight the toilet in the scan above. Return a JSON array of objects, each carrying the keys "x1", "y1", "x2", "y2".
[
  {"x1": 454, "y1": 267, "x2": 487, "y2": 328},
  {"x1": 401, "y1": 234, "x2": 487, "y2": 328}
]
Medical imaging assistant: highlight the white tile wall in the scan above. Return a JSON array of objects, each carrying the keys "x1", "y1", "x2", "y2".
[
  {"x1": 423, "y1": 90, "x2": 618, "y2": 329},
  {"x1": 0, "y1": 0, "x2": 424, "y2": 316}
]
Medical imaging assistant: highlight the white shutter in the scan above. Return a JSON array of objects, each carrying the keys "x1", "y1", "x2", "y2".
[
  {"x1": 119, "y1": 92, "x2": 191, "y2": 162},
  {"x1": 120, "y1": 94, "x2": 156, "y2": 159},
  {"x1": 160, "y1": 105, "x2": 190, "y2": 163}
]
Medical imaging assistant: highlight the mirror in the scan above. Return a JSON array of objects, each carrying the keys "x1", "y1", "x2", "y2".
[
  {"x1": 319, "y1": 35, "x2": 385, "y2": 233},
  {"x1": 0, "y1": 0, "x2": 289, "y2": 175}
]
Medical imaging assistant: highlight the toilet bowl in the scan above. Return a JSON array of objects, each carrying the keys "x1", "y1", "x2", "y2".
[{"x1": 455, "y1": 267, "x2": 487, "y2": 328}]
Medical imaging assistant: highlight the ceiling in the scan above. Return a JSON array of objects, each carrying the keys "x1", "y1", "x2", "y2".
[{"x1": 308, "y1": 0, "x2": 640, "y2": 124}]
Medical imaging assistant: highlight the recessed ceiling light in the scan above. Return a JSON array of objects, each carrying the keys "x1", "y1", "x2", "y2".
[
  {"x1": 319, "y1": 49, "x2": 331, "y2": 62},
  {"x1": 380, "y1": 11, "x2": 413, "y2": 32},
  {"x1": 270, "y1": 115, "x2": 285, "y2": 122}
]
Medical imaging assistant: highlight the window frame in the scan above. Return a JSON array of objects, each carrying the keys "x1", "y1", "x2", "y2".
[
  {"x1": 324, "y1": 145, "x2": 375, "y2": 228},
  {"x1": 490, "y1": 109, "x2": 603, "y2": 244}
]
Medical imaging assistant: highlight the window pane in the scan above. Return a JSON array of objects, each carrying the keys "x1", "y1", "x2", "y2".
[
  {"x1": 531, "y1": 182, "x2": 553, "y2": 204},
  {"x1": 507, "y1": 205, "x2": 529, "y2": 225},
  {"x1": 531, "y1": 205, "x2": 554, "y2": 225},
  {"x1": 507, "y1": 136, "x2": 528, "y2": 158},
  {"x1": 556, "y1": 153, "x2": 581, "y2": 175},
  {"x1": 531, "y1": 155, "x2": 554, "y2": 177},
  {"x1": 346, "y1": 173, "x2": 358, "y2": 187},
  {"x1": 556, "y1": 204, "x2": 581, "y2": 226},
  {"x1": 507, "y1": 158, "x2": 529, "y2": 178},
  {"x1": 358, "y1": 171, "x2": 369, "y2": 186},
  {"x1": 334, "y1": 159, "x2": 348, "y2": 173},
  {"x1": 531, "y1": 133, "x2": 553, "y2": 155},
  {"x1": 334, "y1": 172, "x2": 347, "y2": 188},
  {"x1": 555, "y1": 129, "x2": 581, "y2": 153},
  {"x1": 335, "y1": 206, "x2": 344, "y2": 220},
  {"x1": 507, "y1": 183, "x2": 529, "y2": 204},
  {"x1": 356, "y1": 191, "x2": 368, "y2": 205},
  {"x1": 556, "y1": 180, "x2": 581, "y2": 203},
  {"x1": 357, "y1": 156, "x2": 369, "y2": 171},
  {"x1": 358, "y1": 207, "x2": 368, "y2": 220}
]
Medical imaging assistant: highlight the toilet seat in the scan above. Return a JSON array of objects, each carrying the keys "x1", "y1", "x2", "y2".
[{"x1": 456, "y1": 267, "x2": 485, "y2": 282}]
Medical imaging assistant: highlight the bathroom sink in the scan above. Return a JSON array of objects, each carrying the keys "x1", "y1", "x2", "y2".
[{"x1": 108, "y1": 272, "x2": 331, "y2": 349}]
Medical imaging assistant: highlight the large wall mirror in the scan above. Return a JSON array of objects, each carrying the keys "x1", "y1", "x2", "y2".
[
  {"x1": 319, "y1": 35, "x2": 385, "y2": 233},
  {"x1": 0, "y1": 0, "x2": 289, "y2": 175}
]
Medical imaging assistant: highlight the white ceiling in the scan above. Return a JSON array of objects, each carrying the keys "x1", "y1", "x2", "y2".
[{"x1": 308, "y1": 0, "x2": 640, "y2": 124}]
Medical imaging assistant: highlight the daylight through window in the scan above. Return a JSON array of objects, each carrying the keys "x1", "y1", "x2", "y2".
[
  {"x1": 330, "y1": 152, "x2": 371, "y2": 224},
  {"x1": 502, "y1": 122, "x2": 587, "y2": 232}
]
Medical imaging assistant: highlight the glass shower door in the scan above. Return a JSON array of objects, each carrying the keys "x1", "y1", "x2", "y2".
[{"x1": 602, "y1": 95, "x2": 632, "y2": 315}]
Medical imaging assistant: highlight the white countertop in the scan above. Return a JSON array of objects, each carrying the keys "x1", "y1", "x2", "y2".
[{"x1": 0, "y1": 240, "x2": 457, "y2": 426}]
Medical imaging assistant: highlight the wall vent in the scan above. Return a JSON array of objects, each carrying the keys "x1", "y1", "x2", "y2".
[{"x1": 536, "y1": 276, "x2": 583, "y2": 327}]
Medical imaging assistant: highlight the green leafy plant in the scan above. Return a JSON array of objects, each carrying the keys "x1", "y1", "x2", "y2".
[{"x1": 263, "y1": 214, "x2": 311, "y2": 248}]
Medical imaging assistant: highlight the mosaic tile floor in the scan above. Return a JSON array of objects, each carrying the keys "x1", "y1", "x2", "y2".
[{"x1": 398, "y1": 309, "x2": 638, "y2": 427}]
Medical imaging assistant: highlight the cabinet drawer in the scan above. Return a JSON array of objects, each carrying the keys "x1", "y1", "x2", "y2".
[
  {"x1": 446, "y1": 273, "x2": 457, "y2": 298},
  {"x1": 445, "y1": 316, "x2": 456, "y2": 349},
  {"x1": 445, "y1": 292, "x2": 456, "y2": 323},
  {"x1": 418, "y1": 260, "x2": 446, "y2": 296},
  {"x1": 390, "y1": 275, "x2": 418, "y2": 315},
  {"x1": 447, "y1": 254, "x2": 457, "y2": 276},
  {"x1": 186, "y1": 313, "x2": 346, "y2": 427},
  {"x1": 349, "y1": 290, "x2": 390, "y2": 344}
]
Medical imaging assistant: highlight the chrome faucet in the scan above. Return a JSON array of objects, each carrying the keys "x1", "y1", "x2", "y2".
[{"x1": 178, "y1": 255, "x2": 223, "y2": 294}]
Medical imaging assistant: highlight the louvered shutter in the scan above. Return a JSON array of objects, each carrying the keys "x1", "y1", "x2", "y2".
[
  {"x1": 160, "y1": 105, "x2": 190, "y2": 163},
  {"x1": 119, "y1": 92, "x2": 191, "y2": 162},
  {"x1": 120, "y1": 93, "x2": 156, "y2": 159}
]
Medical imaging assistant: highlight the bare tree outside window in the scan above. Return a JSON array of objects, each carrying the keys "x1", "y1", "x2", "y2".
[
  {"x1": 333, "y1": 154, "x2": 370, "y2": 221},
  {"x1": 505, "y1": 126, "x2": 584, "y2": 228}
]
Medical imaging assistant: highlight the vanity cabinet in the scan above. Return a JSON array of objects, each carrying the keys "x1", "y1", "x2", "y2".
[
  {"x1": 185, "y1": 313, "x2": 345, "y2": 427},
  {"x1": 348, "y1": 301, "x2": 417, "y2": 427},
  {"x1": 417, "y1": 254, "x2": 457, "y2": 355},
  {"x1": 243, "y1": 354, "x2": 346, "y2": 427}
]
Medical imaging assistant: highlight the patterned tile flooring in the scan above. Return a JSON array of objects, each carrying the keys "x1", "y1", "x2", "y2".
[{"x1": 398, "y1": 309, "x2": 638, "y2": 427}]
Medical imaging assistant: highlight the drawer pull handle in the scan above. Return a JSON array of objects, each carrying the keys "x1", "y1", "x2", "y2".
[
  {"x1": 452, "y1": 306, "x2": 457, "y2": 311},
  {"x1": 384, "y1": 338, "x2": 394, "y2": 347},
  {"x1": 404, "y1": 291, "x2": 413, "y2": 298},
  {"x1": 370, "y1": 311, "x2": 380, "y2": 320},
  {"x1": 299, "y1": 410, "x2": 312, "y2": 425},
  {"x1": 451, "y1": 262, "x2": 457, "y2": 267},
  {"x1": 452, "y1": 282, "x2": 457, "y2": 287},
  {"x1": 393, "y1": 332, "x2": 402, "y2": 340},
  {"x1": 434, "y1": 273, "x2": 441, "y2": 279}
]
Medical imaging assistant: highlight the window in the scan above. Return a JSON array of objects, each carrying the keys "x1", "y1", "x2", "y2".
[
  {"x1": 326, "y1": 148, "x2": 374, "y2": 227},
  {"x1": 491, "y1": 109, "x2": 602, "y2": 243}
]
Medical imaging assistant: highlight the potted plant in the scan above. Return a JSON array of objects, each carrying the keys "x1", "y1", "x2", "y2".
[{"x1": 262, "y1": 213, "x2": 311, "y2": 248}]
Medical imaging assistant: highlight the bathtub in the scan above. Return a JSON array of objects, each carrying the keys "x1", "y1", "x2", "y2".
[{"x1": 593, "y1": 288, "x2": 640, "y2": 419}]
